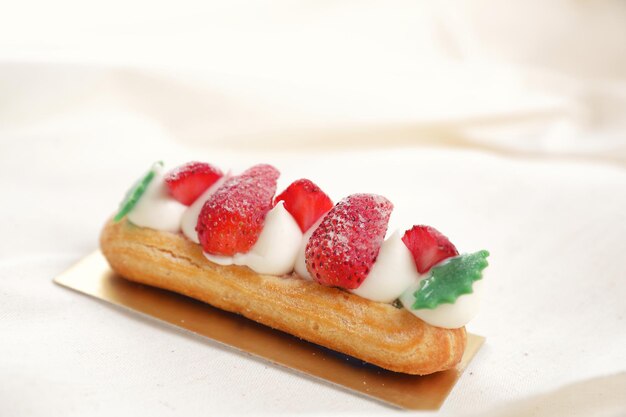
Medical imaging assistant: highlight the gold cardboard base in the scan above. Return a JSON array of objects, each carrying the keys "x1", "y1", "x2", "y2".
[{"x1": 54, "y1": 251, "x2": 484, "y2": 410}]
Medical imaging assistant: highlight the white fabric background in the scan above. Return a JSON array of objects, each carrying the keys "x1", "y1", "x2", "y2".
[{"x1": 1, "y1": 1, "x2": 626, "y2": 416}]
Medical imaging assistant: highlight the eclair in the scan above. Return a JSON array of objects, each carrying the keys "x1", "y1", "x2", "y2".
[{"x1": 100, "y1": 161, "x2": 489, "y2": 375}]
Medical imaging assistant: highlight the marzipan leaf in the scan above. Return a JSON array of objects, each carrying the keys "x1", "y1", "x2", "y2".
[
  {"x1": 412, "y1": 250, "x2": 489, "y2": 310},
  {"x1": 114, "y1": 162, "x2": 162, "y2": 222}
]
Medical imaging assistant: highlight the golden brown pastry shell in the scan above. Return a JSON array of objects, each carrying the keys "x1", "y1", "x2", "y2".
[{"x1": 100, "y1": 219, "x2": 466, "y2": 375}]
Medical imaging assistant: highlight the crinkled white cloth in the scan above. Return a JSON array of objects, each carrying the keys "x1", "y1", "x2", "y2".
[
  {"x1": 1, "y1": 1, "x2": 626, "y2": 416},
  {"x1": 2, "y1": 133, "x2": 625, "y2": 417}
]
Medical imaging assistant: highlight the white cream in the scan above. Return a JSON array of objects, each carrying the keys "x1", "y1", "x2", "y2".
[
  {"x1": 350, "y1": 230, "x2": 422, "y2": 303},
  {"x1": 204, "y1": 202, "x2": 303, "y2": 275},
  {"x1": 399, "y1": 275, "x2": 484, "y2": 329},
  {"x1": 181, "y1": 174, "x2": 229, "y2": 243},
  {"x1": 294, "y1": 216, "x2": 326, "y2": 281},
  {"x1": 127, "y1": 165, "x2": 187, "y2": 233}
]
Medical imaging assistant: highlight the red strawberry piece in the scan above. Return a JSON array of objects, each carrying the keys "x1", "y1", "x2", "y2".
[
  {"x1": 401, "y1": 225, "x2": 459, "y2": 274},
  {"x1": 196, "y1": 164, "x2": 280, "y2": 256},
  {"x1": 305, "y1": 194, "x2": 393, "y2": 290},
  {"x1": 165, "y1": 162, "x2": 223, "y2": 205},
  {"x1": 274, "y1": 179, "x2": 333, "y2": 233}
]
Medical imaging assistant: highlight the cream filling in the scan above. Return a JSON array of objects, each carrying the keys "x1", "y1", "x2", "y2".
[
  {"x1": 350, "y1": 231, "x2": 421, "y2": 303},
  {"x1": 181, "y1": 174, "x2": 229, "y2": 243},
  {"x1": 294, "y1": 216, "x2": 326, "y2": 281},
  {"x1": 127, "y1": 165, "x2": 187, "y2": 233},
  {"x1": 204, "y1": 202, "x2": 303, "y2": 276}
]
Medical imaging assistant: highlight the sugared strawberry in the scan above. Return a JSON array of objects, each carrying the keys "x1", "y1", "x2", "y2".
[
  {"x1": 402, "y1": 225, "x2": 458, "y2": 274},
  {"x1": 196, "y1": 164, "x2": 279, "y2": 256},
  {"x1": 165, "y1": 162, "x2": 223, "y2": 205},
  {"x1": 274, "y1": 179, "x2": 333, "y2": 232},
  {"x1": 305, "y1": 194, "x2": 393, "y2": 290}
]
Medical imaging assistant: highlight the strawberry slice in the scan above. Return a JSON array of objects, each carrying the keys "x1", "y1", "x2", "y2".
[
  {"x1": 196, "y1": 164, "x2": 279, "y2": 256},
  {"x1": 305, "y1": 194, "x2": 393, "y2": 290},
  {"x1": 274, "y1": 179, "x2": 333, "y2": 232},
  {"x1": 165, "y1": 162, "x2": 223, "y2": 205},
  {"x1": 401, "y1": 225, "x2": 459, "y2": 274}
]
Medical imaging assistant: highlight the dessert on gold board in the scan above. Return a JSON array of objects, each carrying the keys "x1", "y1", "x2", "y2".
[{"x1": 101, "y1": 161, "x2": 489, "y2": 375}]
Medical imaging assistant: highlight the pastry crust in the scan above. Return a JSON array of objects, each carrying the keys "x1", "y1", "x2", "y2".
[{"x1": 100, "y1": 219, "x2": 466, "y2": 375}]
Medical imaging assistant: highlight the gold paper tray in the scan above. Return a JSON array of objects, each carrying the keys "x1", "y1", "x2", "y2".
[{"x1": 54, "y1": 251, "x2": 484, "y2": 410}]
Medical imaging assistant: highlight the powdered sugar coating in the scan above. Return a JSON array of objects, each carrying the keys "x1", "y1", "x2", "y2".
[
  {"x1": 305, "y1": 193, "x2": 393, "y2": 289},
  {"x1": 164, "y1": 161, "x2": 223, "y2": 206},
  {"x1": 165, "y1": 161, "x2": 222, "y2": 183},
  {"x1": 196, "y1": 164, "x2": 280, "y2": 255}
]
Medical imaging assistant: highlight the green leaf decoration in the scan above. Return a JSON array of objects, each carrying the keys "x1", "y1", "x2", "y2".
[
  {"x1": 412, "y1": 250, "x2": 489, "y2": 310},
  {"x1": 113, "y1": 162, "x2": 162, "y2": 222}
]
